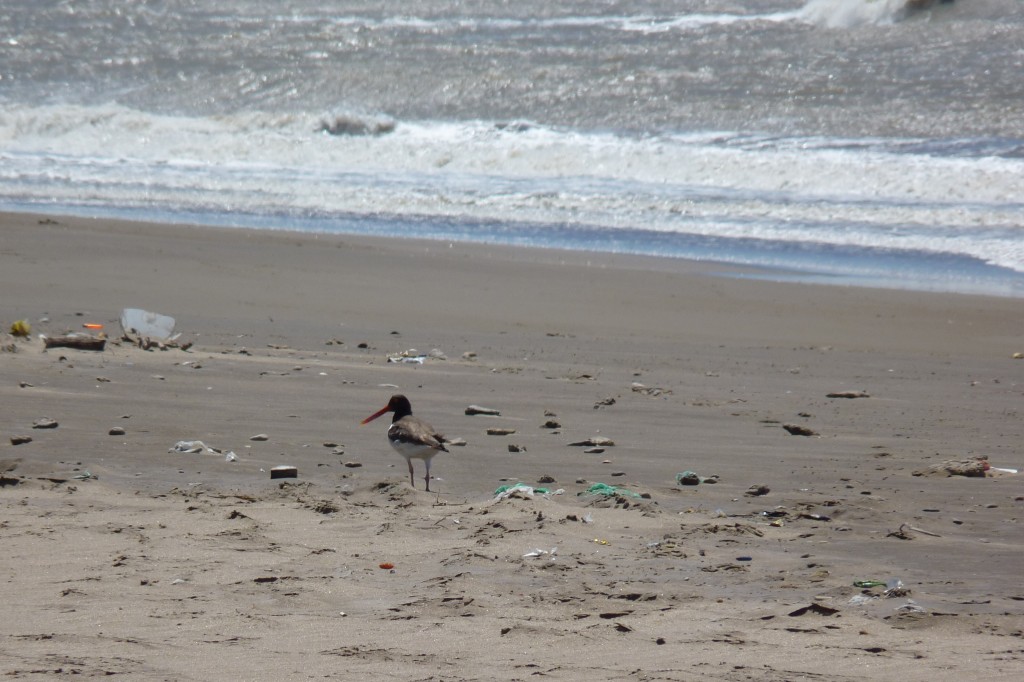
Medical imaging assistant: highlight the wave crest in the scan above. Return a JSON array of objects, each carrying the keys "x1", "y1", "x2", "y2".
[{"x1": 799, "y1": 0, "x2": 954, "y2": 29}]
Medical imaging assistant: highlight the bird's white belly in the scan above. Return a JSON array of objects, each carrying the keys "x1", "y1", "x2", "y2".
[{"x1": 389, "y1": 438, "x2": 438, "y2": 461}]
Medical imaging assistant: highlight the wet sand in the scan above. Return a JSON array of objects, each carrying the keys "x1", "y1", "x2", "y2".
[{"x1": 2, "y1": 212, "x2": 1022, "y2": 680}]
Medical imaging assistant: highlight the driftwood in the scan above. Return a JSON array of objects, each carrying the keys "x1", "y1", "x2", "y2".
[{"x1": 43, "y1": 335, "x2": 106, "y2": 351}]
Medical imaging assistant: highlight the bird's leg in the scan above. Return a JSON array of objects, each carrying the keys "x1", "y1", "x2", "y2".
[
  {"x1": 424, "y1": 460, "x2": 432, "y2": 492},
  {"x1": 407, "y1": 459, "x2": 416, "y2": 488}
]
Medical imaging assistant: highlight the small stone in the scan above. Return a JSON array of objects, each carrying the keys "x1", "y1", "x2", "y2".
[
  {"x1": 486, "y1": 428, "x2": 516, "y2": 436},
  {"x1": 446, "y1": 437, "x2": 467, "y2": 447},
  {"x1": 594, "y1": 397, "x2": 616, "y2": 409},
  {"x1": 541, "y1": 420, "x2": 561, "y2": 429},
  {"x1": 32, "y1": 418, "x2": 58, "y2": 429},
  {"x1": 10, "y1": 435, "x2": 32, "y2": 445},
  {"x1": 783, "y1": 424, "x2": 817, "y2": 436},
  {"x1": 508, "y1": 444, "x2": 526, "y2": 453},
  {"x1": 270, "y1": 465, "x2": 297, "y2": 479},
  {"x1": 343, "y1": 462, "x2": 362, "y2": 468},
  {"x1": 584, "y1": 447, "x2": 605, "y2": 454},
  {"x1": 109, "y1": 427, "x2": 126, "y2": 436},
  {"x1": 250, "y1": 434, "x2": 269, "y2": 441},
  {"x1": 826, "y1": 390, "x2": 870, "y2": 399},
  {"x1": 537, "y1": 475, "x2": 556, "y2": 484},
  {"x1": 323, "y1": 441, "x2": 339, "y2": 448},
  {"x1": 745, "y1": 484, "x2": 771, "y2": 497},
  {"x1": 610, "y1": 471, "x2": 626, "y2": 477}
]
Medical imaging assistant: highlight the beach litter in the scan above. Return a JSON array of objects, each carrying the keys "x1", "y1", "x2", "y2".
[
  {"x1": 494, "y1": 483, "x2": 564, "y2": 499},
  {"x1": 913, "y1": 455, "x2": 990, "y2": 478},
  {"x1": 523, "y1": 547, "x2": 558, "y2": 560},
  {"x1": 121, "y1": 308, "x2": 175, "y2": 340},
  {"x1": 884, "y1": 578, "x2": 911, "y2": 597},
  {"x1": 783, "y1": 424, "x2": 818, "y2": 436},
  {"x1": 579, "y1": 482, "x2": 641, "y2": 498},
  {"x1": 894, "y1": 600, "x2": 925, "y2": 614},
  {"x1": 676, "y1": 471, "x2": 719, "y2": 486},
  {"x1": 465, "y1": 405, "x2": 501, "y2": 416},
  {"x1": 9, "y1": 320, "x2": 31, "y2": 337},
  {"x1": 568, "y1": 436, "x2": 616, "y2": 447},
  {"x1": 169, "y1": 440, "x2": 238, "y2": 461},
  {"x1": 387, "y1": 348, "x2": 447, "y2": 364},
  {"x1": 887, "y1": 523, "x2": 940, "y2": 540},
  {"x1": 388, "y1": 354, "x2": 425, "y2": 364},
  {"x1": 170, "y1": 440, "x2": 217, "y2": 454},
  {"x1": 120, "y1": 308, "x2": 192, "y2": 350},
  {"x1": 631, "y1": 382, "x2": 671, "y2": 397}
]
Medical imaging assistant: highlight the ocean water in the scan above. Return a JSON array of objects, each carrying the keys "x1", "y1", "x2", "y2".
[{"x1": 2, "y1": 0, "x2": 1023, "y2": 296}]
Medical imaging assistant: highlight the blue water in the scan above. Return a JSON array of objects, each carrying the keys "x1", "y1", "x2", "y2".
[{"x1": 1, "y1": 0, "x2": 1023, "y2": 296}]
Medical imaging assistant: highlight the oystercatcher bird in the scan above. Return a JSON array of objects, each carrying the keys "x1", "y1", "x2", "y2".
[{"x1": 361, "y1": 394, "x2": 448, "y2": 491}]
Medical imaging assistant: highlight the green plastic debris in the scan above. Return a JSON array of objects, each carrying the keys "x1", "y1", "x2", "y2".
[
  {"x1": 853, "y1": 580, "x2": 888, "y2": 588},
  {"x1": 676, "y1": 471, "x2": 700, "y2": 485},
  {"x1": 675, "y1": 471, "x2": 719, "y2": 485},
  {"x1": 579, "y1": 482, "x2": 641, "y2": 498}
]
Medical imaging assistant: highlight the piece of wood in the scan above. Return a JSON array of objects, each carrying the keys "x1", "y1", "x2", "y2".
[{"x1": 42, "y1": 335, "x2": 106, "y2": 351}]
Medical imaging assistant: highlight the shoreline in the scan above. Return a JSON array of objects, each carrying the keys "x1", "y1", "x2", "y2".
[
  {"x1": 2, "y1": 210, "x2": 1023, "y2": 680},
  {"x1": 7, "y1": 203, "x2": 1023, "y2": 300}
]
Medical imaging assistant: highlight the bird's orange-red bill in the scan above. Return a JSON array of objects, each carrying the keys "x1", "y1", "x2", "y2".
[{"x1": 361, "y1": 405, "x2": 390, "y2": 425}]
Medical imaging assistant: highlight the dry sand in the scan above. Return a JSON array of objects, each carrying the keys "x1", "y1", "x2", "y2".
[{"x1": 2, "y1": 212, "x2": 1023, "y2": 680}]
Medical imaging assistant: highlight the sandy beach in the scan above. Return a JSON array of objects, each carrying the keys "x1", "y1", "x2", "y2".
[{"x1": 1, "y1": 212, "x2": 1022, "y2": 680}]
